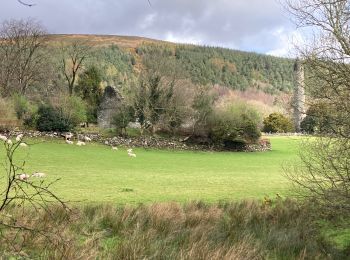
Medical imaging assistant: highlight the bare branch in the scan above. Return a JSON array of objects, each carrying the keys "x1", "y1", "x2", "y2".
[{"x1": 17, "y1": 0, "x2": 36, "y2": 7}]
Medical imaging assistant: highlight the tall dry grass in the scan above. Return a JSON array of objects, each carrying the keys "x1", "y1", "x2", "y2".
[
  {"x1": 0, "y1": 98, "x2": 18, "y2": 130},
  {"x1": 0, "y1": 199, "x2": 343, "y2": 259}
]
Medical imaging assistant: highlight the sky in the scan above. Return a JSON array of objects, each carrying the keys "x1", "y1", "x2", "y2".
[{"x1": 0, "y1": 0, "x2": 301, "y2": 57}]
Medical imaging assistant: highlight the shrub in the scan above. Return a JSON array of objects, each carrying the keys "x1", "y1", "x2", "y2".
[
  {"x1": 300, "y1": 114, "x2": 316, "y2": 134},
  {"x1": 191, "y1": 85, "x2": 216, "y2": 136},
  {"x1": 301, "y1": 103, "x2": 332, "y2": 134},
  {"x1": 112, "y1": 104, "x2": 134, "y2": 136},
  {"x1": 35, "y1": 96, "x2": 87, "y2": 132},
  {"x1": 23, "y1": 105, "x2": 39, "y2": 129},
  {"x1": 36, "y1": 104, "x2": 69, "y2": 132},
  {"x1": 208, "y1": 102, "x2": 261, "y2": 149},
  {"x1": 263, "y1": 113, "x2": 294, "y2": 133},
  {"x1": 58, "y1": 95, "x2": 87, "y2": 127},
  {"x1": 12, "y1": 95, "x2": 39, "y2": 128},
  {"x1": 13, "y1": 94, "x2": 29, "y2": 120}
]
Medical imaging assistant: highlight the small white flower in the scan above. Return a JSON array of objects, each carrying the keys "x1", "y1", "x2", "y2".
[
  {"x1": 127, "y1": 148, "x2": 133, "y2": 153},
  {"x1": 0, "y1": 135, "x2": 7, "y2": 142},
  {"x1": 16, "y1": 134, "x2": 23, "y2": 142},
  {"x1": 7, "y1": 139, "x2": 12, "y2": 145},
  {"x1": 66, "y1": 140, "x2": 74, "y2": 145},
  {"x1": 19, "y1": 142, "x2": 28, "y2": 147}
]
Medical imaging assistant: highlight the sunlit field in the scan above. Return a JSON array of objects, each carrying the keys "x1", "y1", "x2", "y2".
[{"x1": 1, "y1": 136, "x2": 301, "y2": 204}]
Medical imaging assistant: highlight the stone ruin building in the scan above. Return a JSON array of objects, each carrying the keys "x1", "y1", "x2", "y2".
[{"x1": 97, "y1": 86, "x2": 121, "y2": 128}]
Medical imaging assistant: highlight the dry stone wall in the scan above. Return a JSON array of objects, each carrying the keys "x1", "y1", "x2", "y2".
[{"x1": 3, "y1": 130, "x2": 271, "y2": 152}]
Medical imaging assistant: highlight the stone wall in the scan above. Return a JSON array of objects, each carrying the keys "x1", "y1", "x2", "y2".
[{"x1": 3, "y1": 130, "x2": 272, "y2": 152}]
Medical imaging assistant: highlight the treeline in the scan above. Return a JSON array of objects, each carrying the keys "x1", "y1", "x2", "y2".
[
  {"x1": 135, "y1": 44, "x2": 295, "y2": 93},
  {"x1": 46, "y1": 39, "x2": 295, "y2": 94}
]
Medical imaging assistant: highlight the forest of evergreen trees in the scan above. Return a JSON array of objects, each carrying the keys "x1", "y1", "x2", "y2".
[
  {"x1": 136, "y1": 44, "x2": 294, "y2": 93},
  {"x1": 85, "y1": 43, "x2": 295, "y2": 94}
]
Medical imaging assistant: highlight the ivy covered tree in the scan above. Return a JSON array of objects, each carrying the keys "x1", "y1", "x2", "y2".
[{"x1": 75, "y1": 66, "x2": 103, "y2": 124}]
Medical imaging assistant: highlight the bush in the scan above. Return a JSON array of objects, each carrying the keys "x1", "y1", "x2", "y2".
[
  {"x1": 301, "y1": 103, "x2": 332, "y2": 134},
  {"x1": 300, "y1": 114, "x2": 316, "y2": 134},
  {"x1": 208, "y1": 102, "x2": 261, "y2": 149},
  {"x1": 58, "y1": 95, "x2": 87, "y2": 127},
  {"x1": 112, "y1": 104, "x2": 134, "y2": 136},
  {"x1": 263, "y1": 113, "x2": 294, "y2": 133},
  {"x1": 23, "y1": 105, "x2": 39, "y2": 129},
  {"x1": 13, "y1": 94, "x2": 29, "y2": 120},
  {"x1": 35, "y1": 96, "x2": 87, "y2": 132},
  {"x1": 13, "y1": 95, "x2": 39, "y2": 128},
  {"x1": 35, "y1": 104, "x2": 69, "y2": 132}
]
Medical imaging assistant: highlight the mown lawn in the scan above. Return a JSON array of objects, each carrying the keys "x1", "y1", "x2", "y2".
[{"x1": 2, "y1": 136, "x2": 301, "y2": 204}]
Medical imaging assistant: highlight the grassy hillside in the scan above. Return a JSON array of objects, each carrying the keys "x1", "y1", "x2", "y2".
[
  {"x1": 45, "y1": 34, "x2": 295, "y2": 95},
  {"x1": 45, "y1": 34, "x2": 167, "y2": 49}
]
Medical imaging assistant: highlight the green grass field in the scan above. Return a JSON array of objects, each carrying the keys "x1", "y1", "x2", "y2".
[{"x1": 3, "y1": 136, "x2": 301, "y2": 204}]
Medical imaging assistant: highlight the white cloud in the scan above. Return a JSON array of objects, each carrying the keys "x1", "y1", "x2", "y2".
[
  {"x1": 267, "y1": 28, "x2": 305, "y2": 57},
  {"x1": 139, "y1": 13, "x2": 157, "y2": 30},
  {"x1": 165, "y1": 32, "x2": 203, "y2": 45},
  {"x1": 0, "y1": 0, "x2": 296, "y2": 56}
]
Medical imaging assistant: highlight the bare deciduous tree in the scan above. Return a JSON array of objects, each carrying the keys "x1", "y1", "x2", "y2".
[
  {"x1": 0, "y1": 18, "x2": 47, "y2": 97},
  {"x1": 284, "y1": 0, "x2": 350, "y2": 216},
  {"x1": 60, "y1": 41, "x2": 89, "y2": 96}
]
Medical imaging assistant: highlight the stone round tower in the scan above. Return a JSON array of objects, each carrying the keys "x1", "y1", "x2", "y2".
[{"x1": 293, "y1": 59, "x2": 306, "y2": 132}]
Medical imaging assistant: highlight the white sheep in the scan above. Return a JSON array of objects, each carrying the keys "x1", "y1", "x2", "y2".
[
  {"x1": 19, "y1": 142, "x2": 28, "y2": 147},
  {"x1": 32, "y1": 172, "x2": 46, "y2": 178},
  {"x1": 84, "y1": 136, "x2": 92, "y2": 142},
  {"x1": 76, "y1": 141, "x2": 86, "y2": 146},
  {"x1": 65, "y1": 132, "x2": 74, "y2": 140},
  {"x1": 0, "y1": 135, "x2": 7, "y2": 142},
  {"x1": 128, "y1": 152, "x2": 137, "y2": 158},
  {"x1": 7, "y1": 139, "x2": 12, "y2": 145},
  {"x1": 111, "y1": 146, "x2": 118, "y2": 151},
  {"x1": 66, "y1": 140, "x2": 74, "y2": 145},
  {"x1": 127, "y1": 148, "x2": 133, "y2": 153}
]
